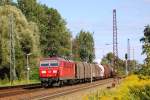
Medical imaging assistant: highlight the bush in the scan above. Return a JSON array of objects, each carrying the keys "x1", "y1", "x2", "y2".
[
  {"x1": 134, "y1": 67, "x2": 150, "y2": 76},
  {"x1": 30, "y1": 67, "x2": 39, "y2": 80},
  {"x1": 86, "y1": 75, "x2": 150, "y2": 100},
  {"x1": 129, "y1": 85, "x2": 150, "y2": 100}
]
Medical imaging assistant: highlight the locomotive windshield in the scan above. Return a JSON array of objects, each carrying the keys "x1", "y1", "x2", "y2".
[
  {"x1": 40, "y1": 60, "x2": 59, "y2": 67},
  {"x1": 40, "y1": 60, "x2": 49, "y2": 67},
  {"x1": 49, "y1": 60, "x2": 59, "y2": 67},
  {"x1": 41, "y1": 63, "x2": 49, "y2": 66}
]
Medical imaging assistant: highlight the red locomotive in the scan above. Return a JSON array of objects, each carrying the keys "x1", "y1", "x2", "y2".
[
  {"x1": 39, "y1": 57, "x2": 114, "y2": 87},
  {"x1": 39, "y1": 57, "x2": 75, "y2": 87}
]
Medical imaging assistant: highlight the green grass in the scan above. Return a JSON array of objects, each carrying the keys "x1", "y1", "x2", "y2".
[{"x1": 0, "y1": 79, "x2": 40, "y2": 87}]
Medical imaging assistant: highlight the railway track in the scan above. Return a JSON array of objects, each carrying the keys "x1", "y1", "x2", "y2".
[
  {"x1": 31, "y1": 78, "x2": 113, "y2": 100},
  {"x1": 0, "y1": 78, "x2": 113, "y2": 100},
  {"x1": 0, "y1": 83, "x2": 41, "y2": 98},
  {"x1": 0, "y1": 83, "x2": 41, "y2": 90}
]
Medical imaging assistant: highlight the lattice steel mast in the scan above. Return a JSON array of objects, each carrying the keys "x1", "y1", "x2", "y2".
[
  {"x1": 113, "y1": 9, "x2": 118, "y2": 68},
  {"x1": 9, "y1": 14, "x2": 17, "y2": 84}
]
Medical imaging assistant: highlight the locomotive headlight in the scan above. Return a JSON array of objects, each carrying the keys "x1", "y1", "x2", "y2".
[
  {"x1": 42, "y1": 70, "x2": 46, "y2": 74},
  {"x1": 53, "y1": 70, "x2": 57, "y2": 73}
]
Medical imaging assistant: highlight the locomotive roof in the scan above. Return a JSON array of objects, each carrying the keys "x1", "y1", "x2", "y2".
[{"x1": 40, "y1": 57, "x2": 73, "y2": 62}]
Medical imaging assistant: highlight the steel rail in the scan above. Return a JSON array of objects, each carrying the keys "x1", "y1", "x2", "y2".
[
  {"x1": 0, "y1": 83, "x2": 41, "y2": 90},
  {"x1": 0, "y1": 83, "x2": 41, "y2": 98},
  {"x1": 31, "y1": 79, "x2": 113, "y2": 100}
]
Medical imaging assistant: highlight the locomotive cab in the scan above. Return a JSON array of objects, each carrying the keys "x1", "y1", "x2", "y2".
[{"x1": 39, "y1": 58, "x2": 60, "y2": 87}]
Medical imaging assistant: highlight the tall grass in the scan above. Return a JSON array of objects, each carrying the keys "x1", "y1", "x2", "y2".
[{"x1": 86, "y1": 75, "x2": 150, "y2": 100}]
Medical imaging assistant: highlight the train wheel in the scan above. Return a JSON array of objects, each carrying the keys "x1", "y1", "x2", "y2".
[
  {"x1": 57, "y1": 80, "x2": 63, "y2": 87},
  {"x1": 42, "y1": 82, "x2": 49, "y2": 88},
  {"x1": 69, "y1": 80, "x2": 74, "y2": 85}
]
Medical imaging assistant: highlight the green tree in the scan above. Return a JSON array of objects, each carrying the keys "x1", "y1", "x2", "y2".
[
  {"x1": 0, "y1": 0, "x2": 16, "y2": 6},
  {"x1": 72, "y1": 38, "x2": 80, "y2": 61},
  {"x1": 140, "y1": 25, "x2": 150, "y2": 66},
  {"x1": 101, "y1": 52, "x2": 113, "y2": 65},
  {"x1": 0, "y1": 0, "x2": 12, "y2": 5},
  {"x1": 17, "y1": 0, "x2": 37, "y2": 21},
  {"x1": 73, "y1": 30, "x2": 95, "y2": 62},
  {"x1": 101, "y1": 52, "x2": 125, "y2": 75},
  {"x1": 101, "y1": 52, "x2": 138, "y2": 75},
  {"x1": 43, "y1": 8, "x2": 71, "y2": 57},
  {"x1": 0, "y1": 5, "x2": 40, "y2": 80},
  {"x1": 17, "y1": 0, "x2": 72, "y2": 57}
]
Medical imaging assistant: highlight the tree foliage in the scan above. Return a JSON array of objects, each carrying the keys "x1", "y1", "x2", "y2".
[
  {"x1": 101, "y1": 52, "x2": 114, "y2": 65},
  {"x1": 101, "y1": 52, "x2": 125, "y2": 75},
  {"x1": 140, "y1": 25, "x2": 150, "y2": 66},
  {"x1": 0, "y1": 0, "x2": 16, "y2": 6},
  {"x1": 73, "y1": 30, "x2": 95, "y2": 63},
  {"x1": 0, "y1": 5, "x2": 40, "y2": 80},
  {"x1": 0, "y1": 0, "x2": 96, "y2": 82},
  {"x1": 17, "y1": 0, "x2": 72, "y2": 57},
  {"x1": 0, "y1": 0, "x2": 12, "y2": 5},
  {"x1": 101, "y1": 52, "x2": 137, "y2": 75},
  {"x1": 134, "y1": 66, "x2": 150, "y2": 76}
]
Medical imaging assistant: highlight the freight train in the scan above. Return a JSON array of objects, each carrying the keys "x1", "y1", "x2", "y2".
[{"x1": 39, "y1": 57, "x2": 114, "y2": 87}]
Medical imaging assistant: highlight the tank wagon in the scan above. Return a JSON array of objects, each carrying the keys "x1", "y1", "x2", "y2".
[{"x1": 39, "y1": 57, "x2": 114, "y2": 87}]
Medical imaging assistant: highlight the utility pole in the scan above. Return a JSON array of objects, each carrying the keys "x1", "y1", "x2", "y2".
[
  {"x1": 125, "y1": 53, "x2": 128, "y2": 75},
  {"x1": 9, "y1": 14, "x2": 17, "y2": 85},
  {"x1": 125, "y1": 38, "x2": 130, "y2": 75},
  {"x1": 127, "y1": 39, "x2": 130, "y2": 72},
  {"x1": 132, "y1": 47, "x2": 134, "y2": 61},
  {"x1": 90, "y1": 64, "x2": 93, "y2": 83},
  {"x1": 70, "y1": 37, "x2": 73, "y2": 59},
  {"x1": 0, "y1": 17, "x2": 2, "y2": 67},
  {"x1": 132, "y1": 47, "x2": 136, "y2": 70},
  {"x1": 26, "y1": 53, "x2": 32, "y2": 84},
  {"x1": 113, "y1": 9, "x2": 118, "y2": 69}
]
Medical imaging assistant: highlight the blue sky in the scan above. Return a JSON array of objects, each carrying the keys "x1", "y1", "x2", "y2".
[{"x1": 37, "y1": 0, "x2": 150, "y2": 63}]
